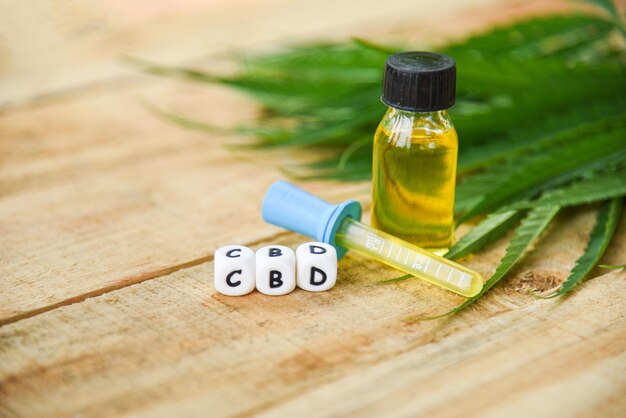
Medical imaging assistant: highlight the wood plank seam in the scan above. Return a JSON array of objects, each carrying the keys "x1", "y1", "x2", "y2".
[
  {"x1": 0, "y1": 231, "x2": 291, "y2": 327},
  {"x1": 0, "y1": 75, "x2": 144, "y2": 113},
  {"x1": 0, "y1": 215, "x2": 622, "y2": 417}
]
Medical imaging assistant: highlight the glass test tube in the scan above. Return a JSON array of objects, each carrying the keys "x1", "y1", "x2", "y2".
[{"x1": 335, "y1": 217, "x2": 483, "y2": 297}]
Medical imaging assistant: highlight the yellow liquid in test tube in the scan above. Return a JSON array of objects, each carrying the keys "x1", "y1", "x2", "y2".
[{"x1": 335, "y1": 217, "x2": 482, "y2": 297}]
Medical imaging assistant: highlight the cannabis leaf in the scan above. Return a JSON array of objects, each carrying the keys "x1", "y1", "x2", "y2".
[
  {"x1": 415, "y1": 205, "x2": 560, "y2": 320},
  {"x1": 444, "y1": 210, "x2": 523, "y2": 260},
  {"x1": 456, "y1": 121, "x2": 626, "y2": 223},
  {"x1": 136, "y1": 0, "x2": 626, "y2": 315},
  {"x1": 599, "y1": 263, "x2": 626, "y2": 269},
  {"x1": 506, "y1": 167, "x2": 626, "y2": 210},
  {"x1": 540, "y1": 197, "x2": 623, "y2": 298}
]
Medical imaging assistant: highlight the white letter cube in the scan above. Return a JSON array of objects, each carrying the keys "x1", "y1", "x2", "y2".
[
  {"x1": 296, "y1": 242, "x2": 337, "y2": 292},
  {"x1": 214, "y1": 245, "x2": 255, "y2": 296},
  {"x1": 255, "y1": 245, "x2": 296, "y2": 296}
]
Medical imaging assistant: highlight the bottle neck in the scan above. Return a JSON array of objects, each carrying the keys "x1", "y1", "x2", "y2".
[
  {"x1": 387, "y1": 107, "x2": 450, "y2": 121},
  {"x1": 382, "y1": 107, "x2": 454, "y2": 136}
]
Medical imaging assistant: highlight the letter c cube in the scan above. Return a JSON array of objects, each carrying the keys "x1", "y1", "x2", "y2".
[{"x1": 214, "y1": 245, "x2": 255, "y2": 296}]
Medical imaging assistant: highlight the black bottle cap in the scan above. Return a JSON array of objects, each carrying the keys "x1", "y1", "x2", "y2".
[{"x1": 381, "y1": 51, "x2": 456, "y2": 112}]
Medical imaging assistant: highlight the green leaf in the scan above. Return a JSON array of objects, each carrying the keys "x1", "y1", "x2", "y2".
[
  {"x1": 452, "y1": 60, "x2": 626, "y2": 149},
  {"x1": 457, "y1": 98, "x2": 626, "y2": 172},
  {"x1": 445, "y1": 211, "x2": 524, "y2": 260},
  {"x1": 585, "y1": 0, "x2": 618, "y2": 15},
  {"x1": 132, "y1": 3, "x2": 626, "y2": 310},
  {"x1": 457, "y1": 120, "x2": 626, "y2": 223},
  {"x1": 350, "y1": 37, "x2": 399, "y2": 55},
  {"x1": 143, "y1": 103, "x2": 294, "y2": 144},
  {"x1": 575, "y1": 1, "x2": 625, "y2": 49},
  {"x1": 382, "y1": 210, "x2": 523, "y2": 286},
  {"x1": 124, "y1": 56, "x2": 220, "y2": 84},
  {"x1": 376, "y1": 274, "x2": 412, "y2": 285},
  {"x1": 418, "y1": 205, "x2": 560, "y2": 319},
  {"x1": 444, "y1": 15, "x2": 616, "y2": 60},
  {"x1": 542, "y1": 197, "x2": 623, "y2": 297},
  {"x1": 506, "y1": 168, "x2": 626, "y2": 210},
  {"x1": 133, "y1": 11, "x2": 626, "y2": 184},
  {"x1": 455, "y1": 117, "x2": 626, "y2": 215},
  {"x1": 599, "y1": 263, "x2": 626, "y2": 269}
]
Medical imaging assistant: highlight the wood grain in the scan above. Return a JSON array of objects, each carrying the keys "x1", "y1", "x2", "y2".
[
  {"x1": 0, "y1": 0, "x2": 573, "y2": 323},
  {"x1": 255, "y1": 273, "x2": 626, "y2": 418},
  {"x1": 1, "y1": 0, "x2": 516, "y2": 106},
  {"x1": 0, "y1": 82, "x2": 364, "y2": 324},
  {"x1": 1, "y1": 223, "x2": 624, "y2": 418},
  {"x1": 1, "y1": 0, "x2": 624, "y2": 416}
]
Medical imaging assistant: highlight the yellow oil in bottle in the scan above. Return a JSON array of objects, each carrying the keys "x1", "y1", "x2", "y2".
[
  {"x1": 372, "y1": 108, "x2": 458, "y2": 253},
  {"x1": 373, "y1": 51, "x2": 458, "y2": 253}
]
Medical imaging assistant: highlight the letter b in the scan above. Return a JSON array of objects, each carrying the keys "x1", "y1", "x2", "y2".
[
  {"x1": 269, "y1": 270, "x2": 284, "y2": 288},
  {"x1": 255, "y1": 245, "x2": 295, "y2": 296}
]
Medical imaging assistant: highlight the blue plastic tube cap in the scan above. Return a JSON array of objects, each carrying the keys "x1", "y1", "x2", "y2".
[{"x1": 261, "y1": 180, "x2": 362, "y2": 259}]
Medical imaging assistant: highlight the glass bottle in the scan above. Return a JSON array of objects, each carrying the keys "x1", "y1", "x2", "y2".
[{"x1": 371, "y1": 51, "x2": 458, "y2": 253}]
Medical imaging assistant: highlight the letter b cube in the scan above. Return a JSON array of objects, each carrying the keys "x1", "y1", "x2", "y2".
[
  {"x1": 255, "y1": 245, "x2": 296, "y2": 296},
  {"x1": 214, "y1": 245, "x2": 255, "y2": 296},
  {"x1": 296, "y1": 242, "x2": 337, "y2": 292}
]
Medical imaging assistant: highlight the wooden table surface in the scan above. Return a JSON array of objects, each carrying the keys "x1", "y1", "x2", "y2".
[{"x1": 1, "y1": 1, "x2": 625, "y2": 417}]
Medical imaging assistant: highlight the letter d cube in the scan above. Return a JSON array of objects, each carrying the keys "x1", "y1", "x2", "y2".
[
  {"x1": 214, "y1": 245, "x2": 255, "y2": 296},
  {"x1": 296, "y1": 242, "x2": 337, "y2": 292}
]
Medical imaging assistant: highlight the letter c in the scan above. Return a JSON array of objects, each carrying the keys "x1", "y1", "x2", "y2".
[
  {"x1": 226, "y1": 248, "x2": 242, "y2": 258},
  {"x1": 226, "y1": 270, "x2": 242, "y2": 287}
]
